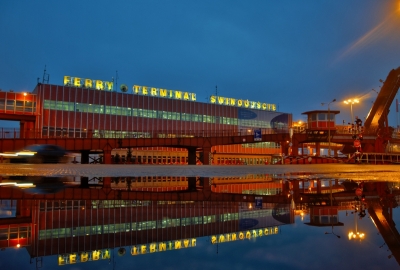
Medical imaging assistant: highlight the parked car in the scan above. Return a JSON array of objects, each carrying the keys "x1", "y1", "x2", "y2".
[{"x1": 0, "y1": 144, "x2": 72, "y2": 163}]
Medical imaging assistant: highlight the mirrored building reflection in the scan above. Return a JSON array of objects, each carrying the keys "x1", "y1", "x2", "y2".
[{"x1": 0, "y1": 199, "x2": 292, "y2": 266}]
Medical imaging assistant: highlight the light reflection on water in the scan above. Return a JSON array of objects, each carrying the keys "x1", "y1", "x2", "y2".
[{"x1": 0, "y1": 176, "x2": 399, "y2": 270}]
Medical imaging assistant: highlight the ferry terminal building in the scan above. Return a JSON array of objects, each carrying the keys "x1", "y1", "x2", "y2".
[{"x1": 1, "y1": 75, "x2": 292, "y2": 164}]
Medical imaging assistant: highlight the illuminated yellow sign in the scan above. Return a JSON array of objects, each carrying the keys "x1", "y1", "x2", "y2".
[
  {"x1": 211, "y1": 226, "x2": 279, "y2": 244},
  {"x1": 64, "y1": 76, "x2": 113, "y2": 91},
  {"x1": 133, "y1": 85, "x2": 196, "y2": 101},
  {"x1": 63, "y1": 76, "x2": 197, "y2": 101},
  {"x1": 62, "y1": 76, "x2": 279, "y2": 108},
  {"x1": 58, "y1": 238, "x2": 196, "y2": 265},
  {"x1": 58, "y1": 249, "x2": 111, "y2": 265},
  {"x1": 210, "y1": 95, "x2": 276, "y2": 111}
]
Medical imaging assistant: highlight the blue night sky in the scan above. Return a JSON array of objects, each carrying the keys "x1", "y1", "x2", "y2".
[{"x1": 1, "y1": 0, "x2": 400, "y2": 127}]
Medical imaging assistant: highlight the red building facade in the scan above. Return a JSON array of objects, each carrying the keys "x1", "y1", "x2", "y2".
[{"x1": 1, "y1": 76, "x2": 292, "y2": 164}]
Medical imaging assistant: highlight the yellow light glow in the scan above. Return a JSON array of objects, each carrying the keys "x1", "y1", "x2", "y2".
[
  {"x1": 0, "y1": 182, "x2": 35, "y2": 187},
  {"x1": 344, "y1": 99, "x2": 359, "y2": 105},
  {"x1": 16, "y1": 244, "x2": 20, "y2": 248},
  {"x1": 348, "y1": 231, "x2": 365, "y2": 240},
  {"x1": 16, "y1": 151, "x2": 36, "y2": 156}
]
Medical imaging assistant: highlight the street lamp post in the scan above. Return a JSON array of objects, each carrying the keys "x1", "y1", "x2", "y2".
[
  {"x1": 344, "y1": 99, "x2": 359, "y2": 124},
  {"x1": 322, "y1": 99, "x2": 336, "y2": 157},
  {"x1": 325, "y1": 225, "x2": 341, "y2": 238}
]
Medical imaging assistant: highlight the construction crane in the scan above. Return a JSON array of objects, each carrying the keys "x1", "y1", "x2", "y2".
[{"x1": 363, "y1": 67, "x2": 400, "y2": 152}]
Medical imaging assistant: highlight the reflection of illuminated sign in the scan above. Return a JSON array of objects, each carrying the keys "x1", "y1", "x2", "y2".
[
  {"x1": 58, "y1": 239, "x2": 196, "y2": 265},
  {"x1": 210, "y1": 95, "x2": 276, "y2": 111},
  {"x1": 131, "y1": 238, "x2": 196, "y2": 255},
  {"x1": 211, "y1": 226, "x2": 279, "y2": 244},
  {"x1": 58, "y1": 249, "x2": 111, "y2": 265}
]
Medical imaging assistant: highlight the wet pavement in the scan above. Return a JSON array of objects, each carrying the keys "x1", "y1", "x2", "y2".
[{"x1": 1, "y1": 163, "x2": 400, "y2": 181}]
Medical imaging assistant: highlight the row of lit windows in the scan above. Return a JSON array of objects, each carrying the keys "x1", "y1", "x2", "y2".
[
  {"x1": 309, "y1": 113, "x2": 335, "y2": 121},
  {"x1": 43, "y1": 100, "x2": 238, "y2": 125},
  {"x1": 242, "y1": 188, "x2": 281, "y2": 195},
  {"x1": 43, "y1": 100, "x2": 286, "y2": 129},
  {"x1": 0, "y1": 99, "x2": 36, "y2": 113},
  {"x1": 242, "y1": 142, "x2": 280, "y2": 148},
  {"x1": 38, "y1": 208, "x2": 281, "y2": 240},
  {"x1": 0, "y1": 226, "x2": 31, "y2": 240},
  {"x1": 38, "y1": 213, "x2": 235, "y2": 240}
]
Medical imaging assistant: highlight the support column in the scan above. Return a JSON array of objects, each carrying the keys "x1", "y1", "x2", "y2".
[
  {"x1": 201, "y1": 177, "x2": 211, "y2": 192},
  {"x1": 202, "y1": 147, "x2": 211, "y2": 165},
  {"x1": 81, "y1": 177, "x2": 89, "y2": 188},
  {"x1": 103, "y1": 150, "x2": 112, "y2": 164},
  {"x1": 20, "y1": 121, "x2": 26, "y2": 139},
  {"x1": 316, "y1": 179, "x2": 322, "y2": 194},
  {"x1": 81, "y1": 150, "x2": 90, "y2": 164},
  {"x1": 292, "y1": 179, "x2": 300, "y2": 202},
  {"x1": 188, "y1": 177, "x2": 197, "y2": 191},
  {"x1": 292, "y1": 140, "x2": 299, "y2": 157},
  {"x1": 281, "y1": 144, "x2": 289, "y2": 156},
  {"x1": 187, "y1": 147, "x2": 197, "y2": 165},
  {"x1": 102, "y1": 177, "x2": 112, "y2": 189},
  {"x1": 315, "y1": 142, "x2": 321, "y2": 156}
]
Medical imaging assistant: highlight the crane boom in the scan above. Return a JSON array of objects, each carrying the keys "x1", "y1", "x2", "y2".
[{"x1": 364, "y1": 67, "x2": 400, "y2": 134}]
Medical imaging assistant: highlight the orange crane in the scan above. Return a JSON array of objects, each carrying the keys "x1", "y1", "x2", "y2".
[{"x1": 363, "y1": 67, "x2": 400, "y2": 152}]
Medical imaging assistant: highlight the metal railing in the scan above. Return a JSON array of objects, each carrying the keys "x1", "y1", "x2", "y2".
[
  {"x1": 358, "y1": 152, "x2": 400, "y2": 164},
  {"x1": 0, "y1": 127, "x2": 289, "y2": 139}
]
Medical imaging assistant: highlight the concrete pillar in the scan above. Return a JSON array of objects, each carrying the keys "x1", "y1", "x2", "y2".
[
  {"x1": 187, "y1": 147, "x2": 197, "y2": 165},
  {"x1": 81, "y1": 150, "x2": 90, "y2": 164},
  {"x1": 282, "y1": 180, "x2": 290, "y2": 195},
  {"x1": 292, "y1": 179, "x2": 300, "y2": 201},
  {"x1": 20, "y1": 121, "x2": 26, "y2": 139},
  {"x1": 315, "y1": 142, "x2": 321, "y2": 156},
  {"x1": 188, "y1": 177, "x2": 197, "y2": 191},
  {"x1": 81, "y1": 177, "x2": 89, "y2": 188},
  {"x1": 292, "y1": 140, "x2": 299, "y2": 157},
  {"x1": 201, "y1": 177, "x2": 211, "y2": 192},
  {"x1": 316, "y1": 179, "x2": 322, "y2": 194},
  {"x1": 103, "y1": 150, "x2": 112, "y2": 164},
  {"x1": 102, "y1": 177, "x2": 112, "y2": 189},
  {"x1": 202, "y1": 147, "x2": 211, "y2": 165},
  {"x1": 281, "y1": 143, "x2": 289, "y2": 156}
]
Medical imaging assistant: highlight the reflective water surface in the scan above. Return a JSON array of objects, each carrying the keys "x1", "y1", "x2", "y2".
[{"x1": 0, "y1": 174, "x2": 399, "y2": 270}]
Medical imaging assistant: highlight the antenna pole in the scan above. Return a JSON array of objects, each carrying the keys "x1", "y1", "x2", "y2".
[
  {"x1": 115, "y1": 70, "x2": 119, "y2": 91},
  {"x1": 42, "y1": 65, "x2": 49, "y2": 84}
]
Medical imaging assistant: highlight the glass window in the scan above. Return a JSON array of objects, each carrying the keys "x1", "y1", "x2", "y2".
[
  {"x1": 318, "y1": 113, "x2": 326, "y2": 121},
  {"x1": 311, "y1": 114, "x2": 317, "y2": 121}
]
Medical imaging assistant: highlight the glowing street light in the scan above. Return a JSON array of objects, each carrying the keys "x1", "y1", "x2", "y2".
[
  {"x1": 348, "y1": 231, "x2": 365, "y2": 240},
  {"x1": 344, "y1": 99, "x2": 359, "y2": 123},
  {"x1": 325, "y1": 225, "x2": 341, "y2": 238},
  {"x1": 348, "y1": 201, "x2": 365, "y2": 241}
]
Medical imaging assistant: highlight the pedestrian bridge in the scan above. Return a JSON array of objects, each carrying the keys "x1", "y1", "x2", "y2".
[{"x1": 0, "y1": 128, "x2": 290, "y2": 165}]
